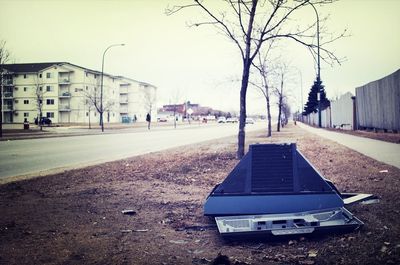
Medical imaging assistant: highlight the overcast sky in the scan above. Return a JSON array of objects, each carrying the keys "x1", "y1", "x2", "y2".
[{"x1": 1, "y1": 0, "x2": 399, "y2": 115}]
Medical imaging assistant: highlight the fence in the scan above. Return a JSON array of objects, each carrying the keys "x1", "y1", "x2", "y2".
[
  {"x1": 330, "y1": 92, "x2": 354, "y2": 130},
  {"x1": 301, "y1": 69, "x2": 399, "y2": 132},
  {"x1": 356, "y1": 69, "x2": 400, "y2": 131}
]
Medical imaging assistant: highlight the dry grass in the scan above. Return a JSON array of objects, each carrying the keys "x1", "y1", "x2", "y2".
[{"x1": 0, "y1": 124, "x2": 399, "y2": 265}]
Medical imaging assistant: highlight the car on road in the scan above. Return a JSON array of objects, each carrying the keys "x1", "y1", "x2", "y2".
[
  {"x1": 35, "y1": 117, "x2": 52, "y2": 126},
  {"x1": 245, "y1": 118, "x2": 255, "y2": 124},
  {"x1": 226, "y1": 117, "x2": 238, "y2": 123},
  {"x1": 217, "y1": 117, "x2": 227, "y2": 123}
]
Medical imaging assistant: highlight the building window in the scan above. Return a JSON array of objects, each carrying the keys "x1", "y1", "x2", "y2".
[
  {"x1": 85, "y1": 72, "x2": 88, "y2": 77},
  {"x1": 24, "y1": 74, "x2": 27, "y2": 79},
  {"x1": 15, "y1": 99, "x2": 19, "y2": 103},
  {"x1": 94, "y1": 74, "x2": 97, "y2": 79},
  {"x1": 86, "y1": 112, "x2": 89, "y2": 117},
  {"x1": 46, "y1": 112, "x2": 54, "y2": 118},
  {"x1": 24, "y1": 87, "x2": 27, "y2": 92},
  {"x1": 46, "y1": 99, "x2": 55, "y2": 105},
  {"x1": 46, "y1": 73, "x2": 51, "y2": 78},
  {"x1": 14, "y1": 87, "x2": 18, "y2": 91},
  {"x1": 39, "y1": 86, "x2": 43, "y2": 91},
  {"x1": 86, "y1": 86, "x2": 88, "y2": 90},
  {"x1": 24, "y1": 112, "x2": 29, "y2": 117},
  {"x1": 94, "y1": 112, "x2": 96, "y2": 116},
  {"x1": 24, "y1": 100, "x2": 29, "y2": 104},
  {"x1": 39, "y1": 73, "x2": 42, "y2": 78},
  {"x1": 46, "y1": 86, "x2": 53, "y2": 92}
]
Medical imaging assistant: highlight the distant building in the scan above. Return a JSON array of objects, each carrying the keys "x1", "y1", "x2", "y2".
[
  {"x1": 0, "y1": 62, "x2": 157, "y2": 124},
  {"x1": 158, "y1": 101, "x2": 228, "y2": 121}
]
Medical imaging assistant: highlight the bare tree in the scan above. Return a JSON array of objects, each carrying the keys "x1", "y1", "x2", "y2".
[
  {"x1": 273, "y1": 63, "x2": 292, "y2": 132},
  {"x1": 170, "y1": 88, "x2": 183, "y2": 129},
  {"x1": 143, "y1": 85, "x2": 156, "y2": 117},
  {"x1": 250, "y1": 41, "x2": 277, "y2": 137},
  {"x1": 82, "y1": 97, "x2": 93, "y2": 129},
  {"x1": 33, "y1": 75, "x2": 46, "y2": 131},
  {"x1": 82, "y1": 84, "x2": 115, "y2": 128},
  {"x1": 281, "y1": 98, "x2": 291, "y2": 127},
  {"x1": 167, "y1": 0, "x2": 344, "y2": 158},
  {"x1": 0, "y1": 40, "x2": 12, "y2": 138}
]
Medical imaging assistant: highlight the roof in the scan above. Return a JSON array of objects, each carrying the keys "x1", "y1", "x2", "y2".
[
  {"x1": 1, "y1": 62, "x2": 65, "y2": 73},
  {"x1": 1, "y1": 62, "x2": 157, "y2": 88}
]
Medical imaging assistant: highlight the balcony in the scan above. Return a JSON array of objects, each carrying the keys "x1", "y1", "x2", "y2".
[
  {"x1": 120, "y1": 87, "x2": 128, "y2": 94},
  {"x1": 58, "y1": 78, "x2": 70, "y2": 85},
  {"x1": 3, "y1": 92, "x2": 13, "y2": 98},
  {"x1": 120, "y1": 107, "x2": 128, "y2": 113},
  {"x1": 59, "y1": 105, "x2": 71, "y2": 112},
  {"x1": 2, "y1": 79, "x2": 13, "y2": 86},
  {"x1": 3, "y1": 105, "x2": 13, "y2": 112},
  {"x1": 120, "y1": 100, "x2": 128, "y2": 104},
  {"x1": 59, "y1": 92, "x2": 71, "y2": 98}
]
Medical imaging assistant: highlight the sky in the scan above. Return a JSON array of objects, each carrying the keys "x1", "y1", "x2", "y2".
[{"x1": 1, "y1": 0, "x2": 399, "y2": 116}]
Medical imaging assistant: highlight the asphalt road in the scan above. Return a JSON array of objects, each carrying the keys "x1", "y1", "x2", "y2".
[{"x1": 0, "y1": 123, "x2": 265, "y2": 181}]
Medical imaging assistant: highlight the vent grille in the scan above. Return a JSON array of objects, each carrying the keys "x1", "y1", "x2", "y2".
[{"x1": 251, "y1": 145, "x2": 294, "y2": 192}]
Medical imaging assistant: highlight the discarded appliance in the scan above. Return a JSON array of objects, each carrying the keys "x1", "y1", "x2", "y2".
[{"x1": 204, "y1": 143, "x2": 377, "y2": 237}]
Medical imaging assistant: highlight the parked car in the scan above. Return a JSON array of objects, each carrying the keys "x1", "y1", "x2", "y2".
[
  {"x1": 157, "y1": 117, "x2": 168, "y2": 122},
  {"x1": 39, "y1": 117, "x2": 52, "y2": 126},
  {"x1": 245, "y1": 118, "x2": 255, "y2": 124},
  {"x1": 217, "y1": 117, "x2": 227, "y2": 123},
  {"x1": 226, "y1": 117, "x2": 238, "y2": 123}
]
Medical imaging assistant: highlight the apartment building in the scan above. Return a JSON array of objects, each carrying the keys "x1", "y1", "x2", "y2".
[{"x1": 0, "y1": 62, "x2": 157, "y2": 124}]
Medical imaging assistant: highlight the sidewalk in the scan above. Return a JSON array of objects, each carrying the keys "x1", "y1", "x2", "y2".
[{"x1": 298, "y1": 122, "x2": 400, "y2": 169}]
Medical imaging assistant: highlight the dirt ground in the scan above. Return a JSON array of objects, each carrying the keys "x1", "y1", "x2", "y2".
[
  {"x1": 325, "y1": 128, "x2": 400, "y2": 144},
  {"x1": 0, "y1": 124, "x2": 399, "y2": 265}
]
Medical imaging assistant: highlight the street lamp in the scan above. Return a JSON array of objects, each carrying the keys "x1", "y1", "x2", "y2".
[
  {"x1": 100, "y1": 43, "x2": 125, "y2": 132},
  {"x1": 308, "y1": 1, "x2": 322, "y2": 128}
]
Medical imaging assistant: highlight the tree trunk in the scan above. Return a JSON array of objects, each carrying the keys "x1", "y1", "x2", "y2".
[
  {"x1": 237, "y1": 1, "x2": 257, "y2": 159},
  {"x1": 173, "y1": 108, "x2": 177, "y2": 129},
  {"x1": 266, "y1": 94, "x2": 272, "y2": 137},
  {"x1": 237, "y1": 62, "x2": 250, "y2": 159},
  {"x1": 277, "y1": 99, "x2": 282, "y2": 132},
  {"x1": 88, "y1": 109, "x2": 91, "y2": 129},
  {"x1": 277, "y1": 74, "x2": 284, "y2": 132},
  {"x1": 39, "y1": 111, "x2": 43, "y2": 131}
]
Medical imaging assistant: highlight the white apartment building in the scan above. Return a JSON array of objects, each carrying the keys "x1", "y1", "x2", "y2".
[{"x1": 0, "y1": 62, "x2": 157, "y2": 124}]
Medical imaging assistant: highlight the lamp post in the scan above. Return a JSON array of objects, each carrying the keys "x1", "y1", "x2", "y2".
[
  {"x1": 308, "y1": 1, "x2": 322, "y2": 127},
  {"x1": 100, "y1": 43, "x2": 125, "y2": 132}
]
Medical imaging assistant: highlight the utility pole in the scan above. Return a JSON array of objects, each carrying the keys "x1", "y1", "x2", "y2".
[
  {"x1": 309, "y1": 1, "x2": 322, "y2": 128},
  {"x1": 100, "y1": 43, "x2": 125, "y2": 132}
]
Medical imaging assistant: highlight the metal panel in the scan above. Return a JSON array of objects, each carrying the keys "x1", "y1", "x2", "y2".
[{"x1": 250, "y1": 144, "x2": 294, "y2": 192}]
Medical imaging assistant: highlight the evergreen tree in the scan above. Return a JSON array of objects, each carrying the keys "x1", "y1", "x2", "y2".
[{"x1": 303, "y1": 78, "x2": 330, "y2": 115}]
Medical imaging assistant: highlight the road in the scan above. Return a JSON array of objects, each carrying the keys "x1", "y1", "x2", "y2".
[
  {"x1": 0, "y1": 122, "x2": 265, "y2": 182},
  {"x1": 298, "y1": 123, "x2": 400, "y2": 169}
]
